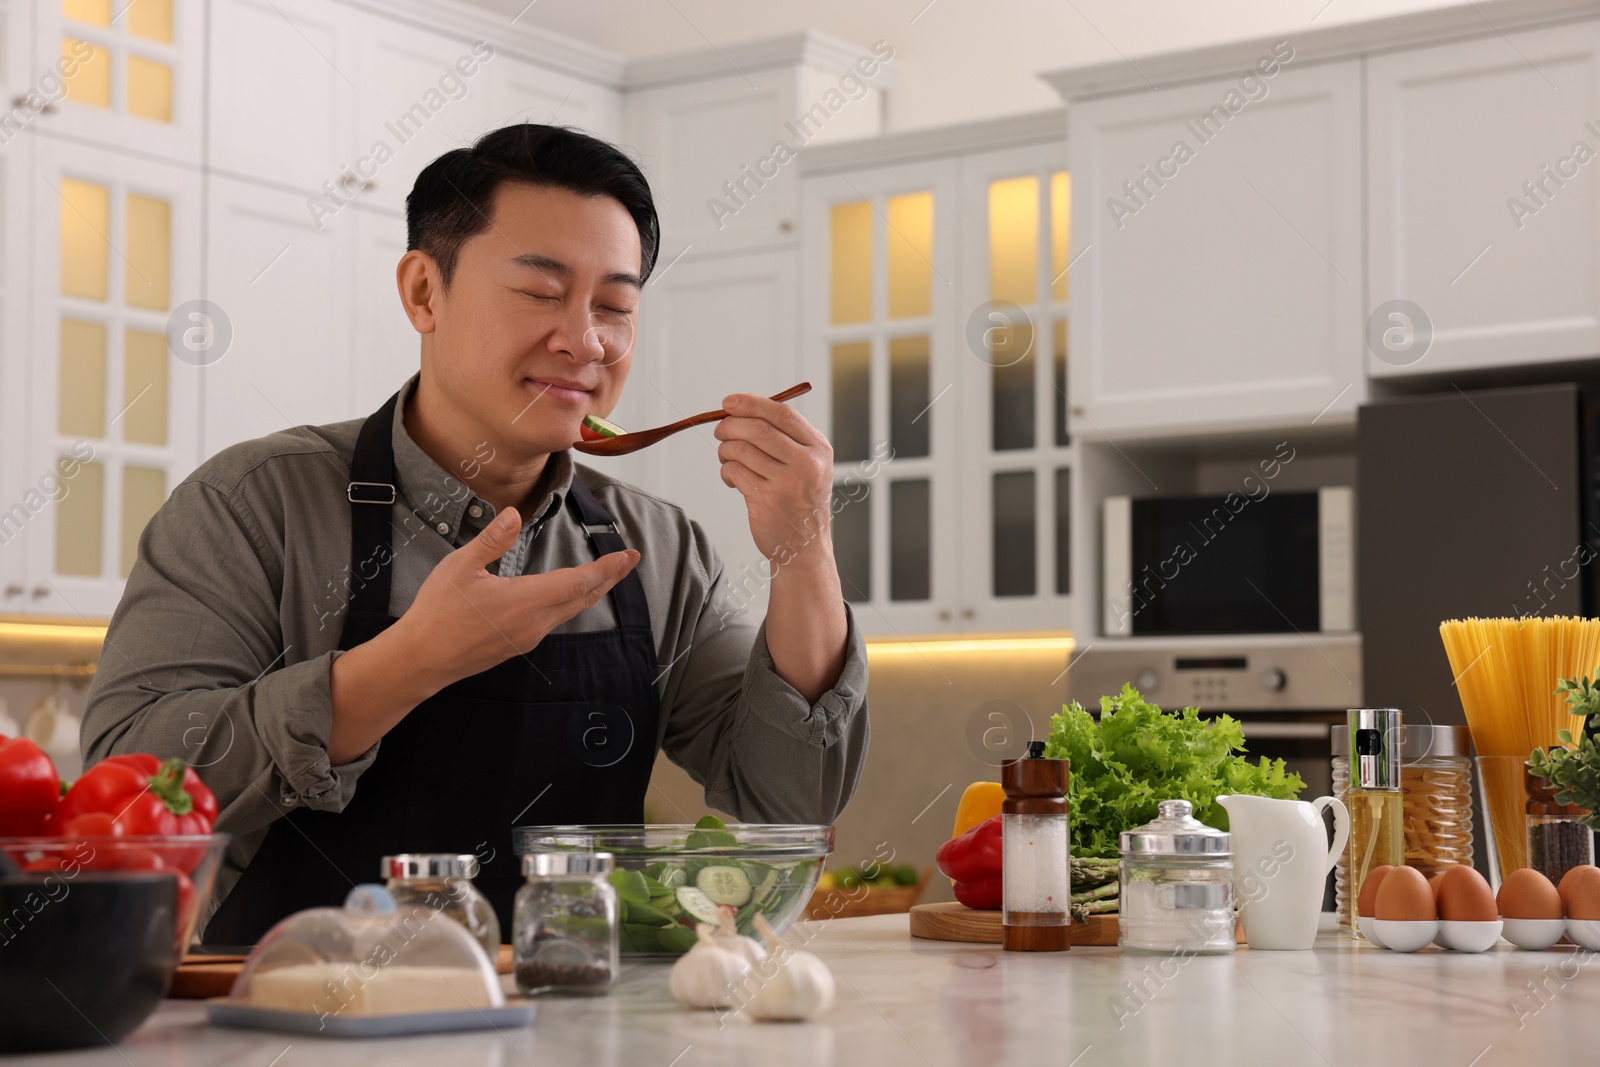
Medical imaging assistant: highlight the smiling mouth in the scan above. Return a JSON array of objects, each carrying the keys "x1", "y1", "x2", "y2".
[{"x1": 525, "y1": 378, "x2": 593, "y2": 403}]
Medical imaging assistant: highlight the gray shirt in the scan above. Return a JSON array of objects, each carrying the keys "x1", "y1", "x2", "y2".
[{"x1": 82, "y1": 375, "x2": 869, "y2": 911}]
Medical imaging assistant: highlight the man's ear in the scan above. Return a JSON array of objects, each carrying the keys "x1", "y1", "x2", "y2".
[{"x1": 397, "y1": 249, "x2": 441, "y2": 334}]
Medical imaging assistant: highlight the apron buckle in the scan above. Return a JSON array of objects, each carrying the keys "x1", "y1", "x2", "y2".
[{"x1": 348, "y1": 481, "x2": 397, "y2": 504}]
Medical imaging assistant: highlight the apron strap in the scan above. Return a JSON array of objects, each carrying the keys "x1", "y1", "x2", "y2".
[
  {"x1": 344, "y1": 390, "x2": 402, "y2": 629},
  {"x1": 565, "y1": 475, "x2": 653, "y2": 634}
]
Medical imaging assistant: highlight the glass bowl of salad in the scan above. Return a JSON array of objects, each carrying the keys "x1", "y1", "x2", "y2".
[{"x1": 512, "y1": 819, "x2": 832, "y2": 956}]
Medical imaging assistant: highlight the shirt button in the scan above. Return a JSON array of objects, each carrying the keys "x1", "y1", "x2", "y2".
[
  {"x1": 468, "y1": 505, "x2": 483, "y2": 519},
  {"x1": 436, "y1": 522, "x2": 450, "y2": 535}
]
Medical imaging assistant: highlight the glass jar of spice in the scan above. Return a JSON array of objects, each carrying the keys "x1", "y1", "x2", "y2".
[
  {"x1": 514, "y1": 852, "x2": 618, "y2": 995},
  {"x1": 1526, "y1": 764, "x2": 1594, "y2": 887},
  {"x1": 1119, "y1": 800, "x2": 1234, "y2": 955},
  {"x1": 383, "y1": 854, "x2": 501, "y2": 960},
  {"x1": 1331, "y1": 723, "x2": 1474, "y2": 928}
]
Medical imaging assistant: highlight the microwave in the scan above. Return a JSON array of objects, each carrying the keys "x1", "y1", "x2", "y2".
[{"x1": 1101, "y1": 487, "x2": 1353, "y2": 637}]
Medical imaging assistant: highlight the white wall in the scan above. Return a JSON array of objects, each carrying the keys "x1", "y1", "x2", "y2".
[{"x1": 470, "y1": 0, "x2": 1462, "y2": 132}]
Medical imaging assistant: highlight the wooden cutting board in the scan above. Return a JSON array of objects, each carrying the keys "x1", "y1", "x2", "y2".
[
  {"x1": 169, "y1": 945, "x2": 515, "y2": 1000},
  {"x1": 908, "y1": 903, "x2": 1119, "y2": 946},
  {"x1": 909, "y1": 903, "x2": 1247, "y2": 946}
]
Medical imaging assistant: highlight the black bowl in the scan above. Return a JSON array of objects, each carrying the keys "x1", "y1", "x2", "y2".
[{"x1": 0, "y1": 869, "x2": 177, "y2": 1052}]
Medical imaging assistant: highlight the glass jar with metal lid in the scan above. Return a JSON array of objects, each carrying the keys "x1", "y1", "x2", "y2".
[
  {"x1": 1330, "y1": 723, "x2": 1474, "y2": 928},
  {"x1": 1118, "y1": 799, "x2": 1235, "y2": 955},
  {"x1": 514, "y1": 852, "x2": 618, "y2": 995},
  {"x1": 382, "y1": 854, "x2": 500, "y2": 960}
]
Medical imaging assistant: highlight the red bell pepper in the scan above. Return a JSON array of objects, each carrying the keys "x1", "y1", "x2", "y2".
[
  {"x1": 55, "y1": 754, "x2": 218, "y2": 836},
  {"x1": 936, "y1": 813, "x2": 1004, "y2": 911},
  {"x1": 0, "y1": 734, "x2": 62, "y2": 835}
]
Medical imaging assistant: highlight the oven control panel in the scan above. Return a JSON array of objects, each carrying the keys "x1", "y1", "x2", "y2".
[{"x1": 1065, "y1": 636, "x2": 1361, "y2": 711}]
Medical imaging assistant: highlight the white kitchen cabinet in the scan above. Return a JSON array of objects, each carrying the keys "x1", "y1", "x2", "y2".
[
  {"x1": 620, "y1": 247, "x2": 801, "y2": 617},
  {"x1": 38, "y1": 0, "x2": 204, "y2": 166},
  {"x1": 209, "y1": 0, "x2": 357, "y2": 194},
  {"x1": 350, "y1": 18, "x2": 500, "y2": 217},
  {"x1": 491, "y1": 52, "x2": 618, "y2": 143},
  {"x1": 351, "y1": 205, "x2": 418, "y2": 415},
  {"x1": 624, "y1": 36, "x2": 889, "y2": 262},
  {"x1": 202, "y1": 174, "x2": 354, "y2": 457},
  {"x1": 22, "y1": 136, "x2": 200, "y2": 619},
  {"x1": 1368, "y1": 22, "x2": 1600, "y2": 377},
  {"x1": 1067, "y1": 60, "x2": 1365, "y2": 440}
]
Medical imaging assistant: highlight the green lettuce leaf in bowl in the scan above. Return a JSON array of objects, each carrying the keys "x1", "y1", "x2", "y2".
[{"x1": 1043, "y1": 683, "x2": 1304, "y2": 858}]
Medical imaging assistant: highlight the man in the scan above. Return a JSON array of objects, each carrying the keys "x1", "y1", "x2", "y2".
[{"x1": 81, "y1": 125, "x2": 869, "y2": 942}]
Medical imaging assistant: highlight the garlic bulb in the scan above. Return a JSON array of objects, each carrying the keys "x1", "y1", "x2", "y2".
[
  {"x1": 745, "y1": 914, "x2": 835, "y2": 1022},
  {"x1": 712, "y1": 905, "x2": 769, "y2": 966},
  {"x1": 669, "y1": 925, "x2": 751, "y2": 1010}
]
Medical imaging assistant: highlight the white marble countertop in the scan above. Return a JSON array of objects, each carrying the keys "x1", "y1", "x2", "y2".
[{"x1": 17, "y1": 915, "x2": 1597, "y2": 1067}]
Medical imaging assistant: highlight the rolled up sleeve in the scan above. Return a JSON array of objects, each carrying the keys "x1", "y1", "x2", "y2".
[
  {"x1": 657, "y1": 520, "x2": 870, "y2": 825},
  {"x1": 81, "y1": 478, "x2": 376, "y2": 846}
]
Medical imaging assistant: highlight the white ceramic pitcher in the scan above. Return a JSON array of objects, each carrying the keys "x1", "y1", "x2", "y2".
[{"x1": 1217, "y1": 794, "x2": 1349, "y2": 950}]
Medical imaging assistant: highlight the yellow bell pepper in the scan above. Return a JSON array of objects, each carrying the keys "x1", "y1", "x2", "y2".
[{"x1": 951, "y1": 781, "x2": 1005, "y2": 839}]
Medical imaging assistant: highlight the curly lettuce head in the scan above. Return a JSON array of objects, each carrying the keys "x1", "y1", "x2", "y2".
[{"x1": 1042, "y1": 683, "x2": 1304, "y2": 858}]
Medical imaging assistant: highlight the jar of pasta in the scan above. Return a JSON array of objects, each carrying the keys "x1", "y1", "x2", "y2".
[{"x1": 1331, "y1": 723, "x2": 1474, "y2": 928}]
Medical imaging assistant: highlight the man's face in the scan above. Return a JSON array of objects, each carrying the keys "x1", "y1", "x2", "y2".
[{"x1": 425, "y1": 182, "x2": 642, "y2": 454}]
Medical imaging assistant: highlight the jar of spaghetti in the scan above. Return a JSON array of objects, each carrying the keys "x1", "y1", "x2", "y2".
[{"x1": 1332, "y1": 723, "x2": 1473, "y2": 928}]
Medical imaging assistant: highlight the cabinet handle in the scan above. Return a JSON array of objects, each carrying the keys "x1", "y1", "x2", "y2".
[
  {"x1": 1070, "y1": 405, "x2": 1084, "y2": 416},
  {"x1": 937, "y1": 609, "x2": 951, "y2": 621},
  {"x1": 960, "y1": 607, "x2": 975, "y2": 620},
  {"x1": 778, "y1": 220, "x2": 793, "y2": 233},
  {"x1": 11, "y1": 94, "x2": 57, "y2": 115},
  {"x1": 3, "y1": 584, "x2": 21, "y2": 597},
  {"x1": 30, "y1": 586, "x2": 48, "y2": 598}
]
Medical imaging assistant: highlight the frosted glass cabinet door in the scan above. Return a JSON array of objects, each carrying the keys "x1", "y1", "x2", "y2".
[
  {"x1": 800, "y1": 159, "x2": 962, "y2": 636},
  {"x1": 25, "y1": 138, "x2": 201, "y2": 619},
  {"x1": 37, "y1": 0, "x2": 203, "y2": 165},
  {"x1": 956, "y1": 143, "x2": 1073, "y2": 634}
]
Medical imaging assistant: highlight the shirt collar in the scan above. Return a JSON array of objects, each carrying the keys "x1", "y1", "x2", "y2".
[{"x1": 389, "y1": 373, "x2": 575, "y2": 538}]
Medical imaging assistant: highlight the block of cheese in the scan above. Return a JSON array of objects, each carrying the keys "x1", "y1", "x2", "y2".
[{"x1": 245, "y1": 963, "x2": 499, "y2": 1016}]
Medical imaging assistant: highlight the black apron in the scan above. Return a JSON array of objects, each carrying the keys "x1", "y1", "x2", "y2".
[{"x1": 205, "y1": 391, "x2": 661, "y2": 945}]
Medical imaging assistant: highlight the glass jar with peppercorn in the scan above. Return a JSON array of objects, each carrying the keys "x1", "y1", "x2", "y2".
[
  {"x1": 1526, "y1": 764, "x2": 1594, "y2": 887},
  {"x1": 514, "y1": 852, "x2": 618, "y2": 995}
]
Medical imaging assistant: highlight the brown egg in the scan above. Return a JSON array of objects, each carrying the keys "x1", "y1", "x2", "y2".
[
  {"x1": 1375, "y1": 865, "x2": 1437, "y2": 921},
  {"x1": 1434, "y1": 864, "x2": 1497, "y2": 922},
  {"x1": 1497, "y1": 867, "x2": 1563, "y2": 919},
  {"x1": 1558, "y1": 865, "x2": 1600, "y2": 920},
  {"x1": 1357, "y1": 864, "x2": 1395, "y2": 919}
]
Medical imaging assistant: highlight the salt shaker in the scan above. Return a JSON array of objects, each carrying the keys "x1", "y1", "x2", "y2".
[{"x1": 1001, "y1": 739, "x2": 1071, "y2": 952}]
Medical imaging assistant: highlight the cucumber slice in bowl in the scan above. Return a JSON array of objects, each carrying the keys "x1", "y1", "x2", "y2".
[
  {"x1": 696, "y1": 865, "x2": 752, "y2": 907},
  {"x1": 675, "y1": 886, "x2": 723, "y2": 925}
]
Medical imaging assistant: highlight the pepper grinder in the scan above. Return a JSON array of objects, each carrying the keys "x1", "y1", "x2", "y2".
[{"x1": 1001, "y1": 739, "x2": 1071, "y2": 951}]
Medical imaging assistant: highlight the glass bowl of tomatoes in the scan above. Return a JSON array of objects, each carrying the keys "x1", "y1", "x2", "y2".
[{"x1": 0, "y1": 833, "x2": 230, "y2": 962}]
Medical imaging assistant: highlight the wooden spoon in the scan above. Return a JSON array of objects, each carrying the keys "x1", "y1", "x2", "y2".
[{"x1": 573, "y1": 382, "x2": 812, "y2": 456}]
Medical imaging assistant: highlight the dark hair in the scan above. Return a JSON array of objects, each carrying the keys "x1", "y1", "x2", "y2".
[{"x1": 406, "y1": 124, "x2": 660, "y2": 288}]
